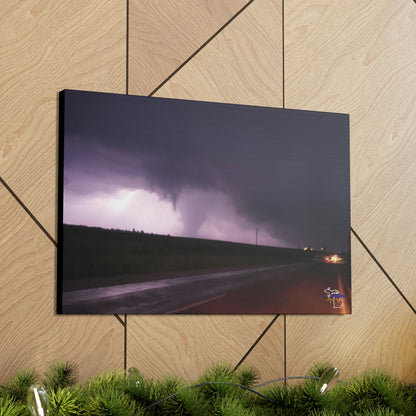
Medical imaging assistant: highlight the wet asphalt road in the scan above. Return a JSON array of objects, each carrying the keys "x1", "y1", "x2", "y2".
[{"x1": 62, "y1": 261, "x2": 350, "y2": 314}]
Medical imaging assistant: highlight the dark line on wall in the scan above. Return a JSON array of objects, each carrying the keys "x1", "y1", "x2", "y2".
[
  {"x1": 282, "y1": 0, "x2": 285, "y2": 109},
  {"x1": 282, "y1": 1, "x2": 286, "y2": 381},
  {"x1": 148, "y1": 0, "x2": 256, "y2": 97},
  {"x1": 124, "y1": 314, "x2": 127, "y2": 370},
  {"x1": 0, "y1": 176, "x2": 57, "y2": 247},
  {"x1": 126, "y1": 0, "x2": 129, "y2": 95},
  {"x1": 114, "y1": 314, "x2": 126, "y2": 327},
  {"x1": 351, "y1": 227, "x2": 416, "y2": 315},
  {"x1": 283, "y1": 314, "x2": 287, "y2": 379},
  {"x1": 233, "y1": 314, "x2": 280, "y2": 371}
]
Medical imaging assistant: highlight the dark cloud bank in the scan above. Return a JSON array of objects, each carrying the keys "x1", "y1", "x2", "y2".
[{"x1": 61, "y1": 90, "x2": 350, "y2": 252}]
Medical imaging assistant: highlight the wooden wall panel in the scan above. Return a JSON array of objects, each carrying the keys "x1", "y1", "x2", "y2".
[
  {"x1": 241, "y1": 317, "x2": 285, "y2": 383},
  {"x1": 128, "y1": 0, "x2": 249, "y2": 95},
  {"x1": 1, "y1": 0, "x2": 414, "y2": 387},
  {"x1": 0, "y1": 185, "x2": 124, "y2": 383},
  {"x1": 127, "y1": 315, "x2": 280, "y2": 381},
  {"x1": 0, "y1": 0, "x2": 126, "y2": 239},
  {"x1": 285, "y1": 0, "x2": 416, "y2": 306},
  {"x1": 127, "y1": 0, "x2": 284, "y2": 382},
  {"x1": 156, "y1": 0, "x2": 283, "y2": 107},
  {"x1": 0, "y1": 0, "x2": 126, "y2": 381},
  {"x1": 287, "y1": 237, "x2": 416, "y2": 382}
]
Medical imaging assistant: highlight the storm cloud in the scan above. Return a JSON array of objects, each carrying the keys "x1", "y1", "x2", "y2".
[{"x1": 61, "y1": 90, "x2": 350, "y2": 251}]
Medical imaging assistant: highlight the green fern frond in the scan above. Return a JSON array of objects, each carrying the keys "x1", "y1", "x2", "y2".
[
  {"x1": 65, "y1": 384, "x2": 90, "y2": 414},
  {"x1": 345, "y1": 369, "x2": 406, "y2": 413},
  {"x1": 200, "y1": 363, "x2": 235, "y2": 382},
  {"x1": 197, "y1": 363, "x2": 240, "y2": 401},
  {"x1": 42, "y1": 361, "x2": 77, "y2": 392},
  {"x1": 295, "y1": 379, "x2": 331, "y2": 415},
  {"x1": 352, "y1": 407, "x2": 405, "y2": 415},
  {"x1": 310, "y1": 409, "x2": 344, "y2": 416},
  {"x1": 156, "y1": 375, "x2": 182, "y2": 399},
  {"x1": 235, "y1": 366, "x2": 259, "y2": 389},
  {"x1": 123, "y1": 373, "x2": 182, "y2": 411},
  {"x1": 122, "y1": 375, "x2": 161, "y2": 409},
  {"x1": 308, "y1": 362, "x2": 333, "y2": 378},
  {"x1": 0, "y1": 396, "x2": 26, "y2": 416},
  {"x1": 48, "y1": 388, "x2": 79, "y2": 416},
  {"x1": 309, "y1": 409, "x2": 341, "y2": 416},
  {"x1": 257, "y1": 383, "x2": 297, "y2": 415},
  {"x1": 159, "y1": 387, "x2": 209, "y2": 416},
  {"x1": 0, "y1": 361, "x2": 413, "y2": 416},
  {"x1": 324, "y1": 381, "x2": 352, "y2": 414},
  {"x1": 0, "y1": 387, "x2": 8, "y2": 401},
  {"x1": 87, "y1": 370, "x2": 127, "y2": 394},
  {"x1": 251, "y1": 406, "x2": 276, "y2": 416},
  {"x1": 4, "y1": 369, "x2": 37, "y2": 403},
  {"x1": 85, "y1": 386, "x2": 138, "y2": 416},
  {"x1": 218, "y1": 395, "x2": 256, "y2": 416}
]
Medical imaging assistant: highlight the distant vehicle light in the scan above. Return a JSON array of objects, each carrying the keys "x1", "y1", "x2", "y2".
[
  {"x1": 324, "y1": 254, "x2": 342, "y2": 264},
  {"x1": 331, "y1": 255, "x2": 341, "y2": 263}
]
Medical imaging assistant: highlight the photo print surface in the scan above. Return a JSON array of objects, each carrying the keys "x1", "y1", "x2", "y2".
[{"x1": 58, "y1": 90, "x2": 351, "y2": 314}]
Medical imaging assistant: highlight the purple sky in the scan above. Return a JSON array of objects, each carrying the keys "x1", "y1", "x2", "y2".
[{"x1": 61, "y1": 90, "x2": 350, "y2": 251}]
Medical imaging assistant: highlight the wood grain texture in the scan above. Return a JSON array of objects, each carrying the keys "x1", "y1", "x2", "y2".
[
  {"x1": 1, "y1": 0, "x2": 413, "y2": 387},
  {"x1": 285, "y1": 0, "x2": 416, "y2": 306},
  {"x1": 0, "y1": 0, "x2": 126, "y2": 240},
  {"x1": 127, "y1": 0, "x2": 284, "y2": 382},
  {"x1": 155, "y1": 0, "x2": 283, "y2": 107},
  {"x1": 127, "y1": 315, "x2": 281, "y2": 381},
  {"x1": 287, "y1": 237, "x2": 416, "y2": 382},
  {"x1": 240, "y1": 316, "x2": 284, "y2": 383},
  {"x1": 0, "y1": 185, "x2": 124, "y2": 383},
  {"x1": 128, "y1": 0, "x2": 249, "y2": 95}
]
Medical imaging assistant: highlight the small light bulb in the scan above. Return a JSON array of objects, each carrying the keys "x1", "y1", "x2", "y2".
[
  {"x1": 317, "y1": 367, "x2": 339, "y2": 393},
  {"x1": 127, "y1": 367, "x2": 144, "y2": 387},
  {"x1": 27, "y1": 384, "x2": 49, "y2": 416}
]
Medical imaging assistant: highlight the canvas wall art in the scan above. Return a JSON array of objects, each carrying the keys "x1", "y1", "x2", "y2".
[{"x1": 58, "y1": 90, "x2": 350, "y2": 314}]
